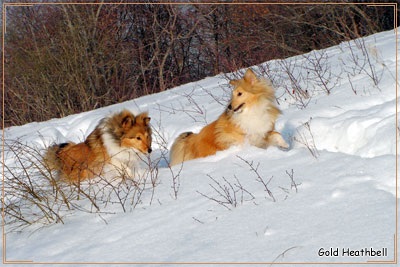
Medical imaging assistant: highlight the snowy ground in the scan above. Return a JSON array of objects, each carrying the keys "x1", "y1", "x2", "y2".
[{"x1": 2, "y1": 29, "x2": 398, "y2": 266}]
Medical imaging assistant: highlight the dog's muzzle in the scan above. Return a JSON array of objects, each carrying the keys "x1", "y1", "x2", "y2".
[{"x1": 228, "y1": 103, "x2": 245, "y2": 113}]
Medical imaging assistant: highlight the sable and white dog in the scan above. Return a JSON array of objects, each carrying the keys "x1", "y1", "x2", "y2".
[
  {"x1": 170, "y1": 69, "x2": 288, "y2": 165},
  {"x1": 44, "y1": 110, "x2": 152, "y2": 183}
]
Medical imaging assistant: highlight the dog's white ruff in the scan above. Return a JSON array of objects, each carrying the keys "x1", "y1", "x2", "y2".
[
  {"x1": 232, "y1": 99, "x2": 275, "y2": 147},
  {"x1": 101, "y1": 127, "x2": 144, "y2": 178}
]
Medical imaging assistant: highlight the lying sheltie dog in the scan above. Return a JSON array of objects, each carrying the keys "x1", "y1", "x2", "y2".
[
  {"x1": 44, "y1": 110, "x2": 152, "y2": 183},
  {"x1": 170, "y1": 68, "x2": 288, "y2": 166}
]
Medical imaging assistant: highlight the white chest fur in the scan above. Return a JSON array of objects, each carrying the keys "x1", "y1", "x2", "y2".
[
  {"x1": 101, "y1": 130, "x2": 142, "y2": 177},
  {"x1": 232, "y1": 102, "x2": 275, "y2": 146}
]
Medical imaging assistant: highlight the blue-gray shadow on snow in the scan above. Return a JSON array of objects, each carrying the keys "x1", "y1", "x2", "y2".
[{"x1": 279, "y1": 122, "x2": 297, "y2": 151}]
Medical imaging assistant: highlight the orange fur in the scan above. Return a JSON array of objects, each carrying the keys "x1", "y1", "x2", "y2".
[
  {"x1": 44, "y1": 110, "x2": 152, "y2": 183},
  {"x1": 170, "y1": 69, "x2": 288, "y2": 166}
]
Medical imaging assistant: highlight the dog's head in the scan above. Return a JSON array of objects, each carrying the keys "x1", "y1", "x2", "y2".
[
  {"x1": 228, "y1": 69, "x2": 274, "y2": 114},
  {"x1": 112, "y1": 110, "x2": 152, "y2": 154}
]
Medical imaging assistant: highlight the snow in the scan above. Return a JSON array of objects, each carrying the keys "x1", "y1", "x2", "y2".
[{"x1": 2, "y1": 29, "x2": 398, "y2": 266}]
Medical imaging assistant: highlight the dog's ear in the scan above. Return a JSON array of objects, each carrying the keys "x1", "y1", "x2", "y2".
[
  {"x1": 135, "y1": 112, "x2": 150, "y2": 126},
  {"x1": 243, "y1": 69, "x2": 257, "y2": 85},
  {"x1": 121, "y1": 114, "x2": 134, "y2": 129},
  {"x1": 143, "y1": 116, "x2": 151, "y2": 126}
]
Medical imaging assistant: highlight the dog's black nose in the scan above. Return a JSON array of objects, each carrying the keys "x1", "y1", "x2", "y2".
[
  {"x1": 148, "y1": 148, "x2": 152, "y2": 153},
  {"x1": 227, "y1": 104, "x2": 232, "y2": 110}
]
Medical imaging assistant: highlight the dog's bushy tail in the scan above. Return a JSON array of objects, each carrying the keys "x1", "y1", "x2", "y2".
[
  {"x1": 43, "y1": 143, "x2": 71, "y2": 171},
  {"x1": 169, "y1": 132, "x2": 193, "y2": 166}
]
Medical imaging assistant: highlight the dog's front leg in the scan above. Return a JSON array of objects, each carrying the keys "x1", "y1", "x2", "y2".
[{"x1": 265, "y1": 131, "x2": 289, "y2": 149}]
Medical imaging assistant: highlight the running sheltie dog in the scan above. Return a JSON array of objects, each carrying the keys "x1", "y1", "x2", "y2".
[
  {"x1": 170, "y1": 69, "x2": 288, "y2": 166},
  {"x1": 44, "y1": 110, "x2": 152, "y2": 183}
]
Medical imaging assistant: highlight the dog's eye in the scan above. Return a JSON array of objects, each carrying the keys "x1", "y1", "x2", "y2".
[
  {"x1": 136, "y1": 136, "x2": 142, "y2": 140},
  {"x1": 237, "y1": 92, "x2": 242, "y2": 96}
]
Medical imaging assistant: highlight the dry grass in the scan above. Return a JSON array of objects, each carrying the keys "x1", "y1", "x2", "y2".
[{"x1": 2, "y1": 139, "x2": 160, "y2": 232}]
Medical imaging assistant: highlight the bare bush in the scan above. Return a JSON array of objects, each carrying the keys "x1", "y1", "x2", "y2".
[
  {"x1": 341, "y1": 37, "x2": 383, "y2": 90},
  {"x1": 270, "y1": 246, "x2": 301, "y2": 266},
  {"x1": 3, "y1": 140, "x2": 75, "y2": 231},
  {"x1": 303, "y1": 49, "x2": 341, "y2": 95},
  {"x1": 197, "y1": 156, "x2": 302, "y2": 210},
  {"x1": 294, "y1": 118, "x2": 319, "y2": 159},
  {"x1": 286, "y1": 169, "x2": 299, "y2": 194},
  {"x1": 278, "y1": 169, "x2": 301, "y2": 201},
  {"x1": 277, "y1": 59, "x2": 311, "y2": 109},
  {"x1": 169, "y1": 162, "x2": 183, "y2": 200},
  {"x1": 197, "y1": 174, "x2": 255, "y2": 211},
  {"x1": 237, "y1": 156, "x2": 276, "y2": 202},
  {"x1": 2, "y1": 139, "x2": 159, "y2": 232}
]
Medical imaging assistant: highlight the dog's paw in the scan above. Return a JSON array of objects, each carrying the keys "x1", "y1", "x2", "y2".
[
  {"x1": 278, "y1": 140, "x2": 290, "y2": 150},
  {"x1": 268, "y1": 132, "x2": 290, "y2": 150},
  {"x1": 276, "y1": 138, "x2": 289, "y2": 150}
]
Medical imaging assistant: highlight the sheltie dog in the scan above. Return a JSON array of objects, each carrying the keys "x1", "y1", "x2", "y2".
[
  {"x1": 44, "y1": 110, "x2": 152, "y2": 183},
  {"x1": 170, "y1": 68, "x2": 288, "y2": 166}
]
